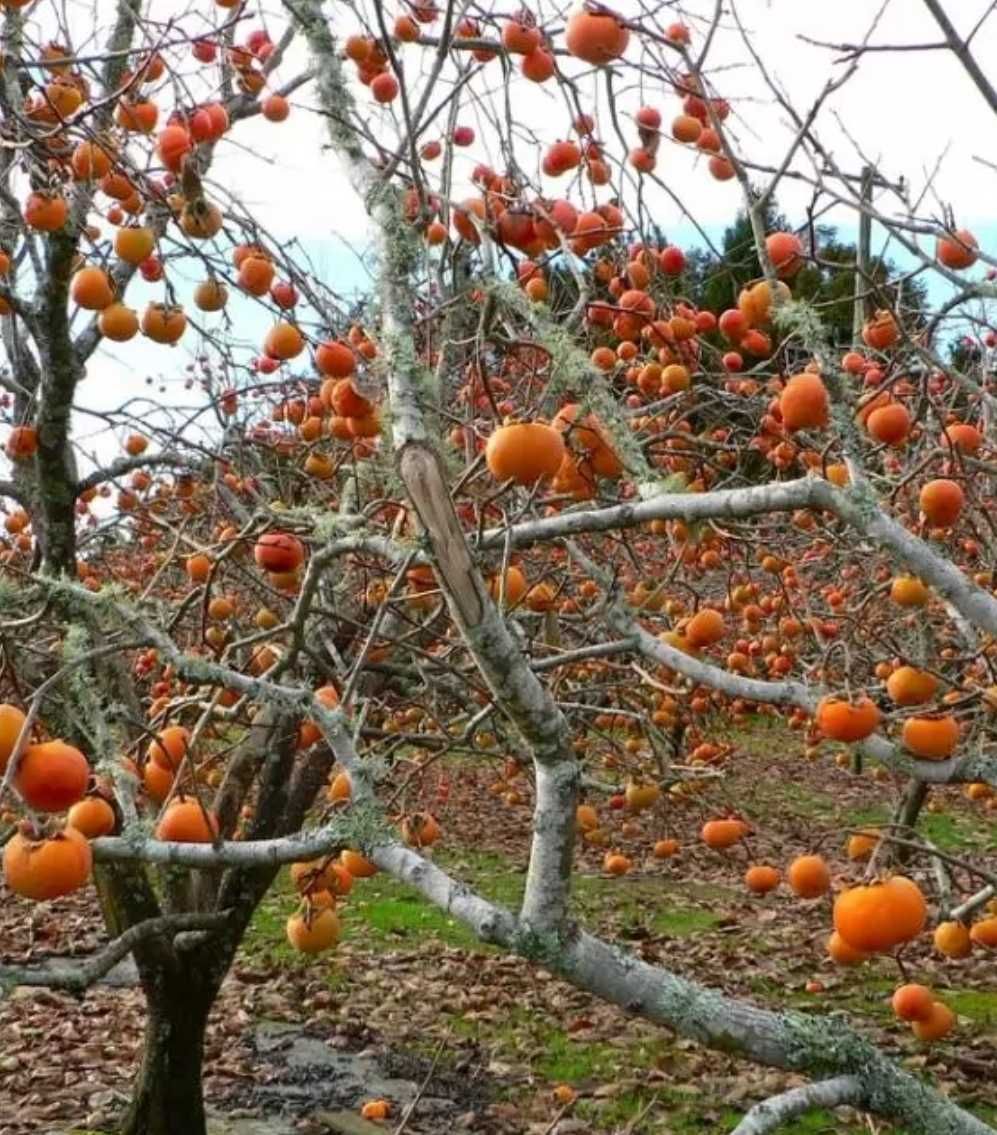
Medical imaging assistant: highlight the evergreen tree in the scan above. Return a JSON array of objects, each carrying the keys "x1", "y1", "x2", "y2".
[{"x1": 678, "y1": 201, "x2": 928, "y2": 350}]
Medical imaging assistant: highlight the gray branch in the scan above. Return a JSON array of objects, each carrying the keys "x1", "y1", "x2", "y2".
[
  {"x1": 0, "y1": 912, "x2": 228, "y2": 995},
  {"x1": 730, "y1": 1077, "x2": 864, "y2": 1134},
  {"x1": 922, "y1": 0, "x2": 997, "y2": 115},
  {"x1": 75, "y1": 452, "x2": 211, "y2": 496}
]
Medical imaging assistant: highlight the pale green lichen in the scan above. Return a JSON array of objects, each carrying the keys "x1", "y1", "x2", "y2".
[
  {"x1": 334, "y1": 798, "x2": 395, "y2": 854},
  {"x1": 487, "y1": 279, "x2": 655, "y2": 483},
  {"x1": 513, "y1": 924, "x2": 570, "y2": 967},
  {"x1": 772, "y1": 296, "x2": 829, "y2": 351}
]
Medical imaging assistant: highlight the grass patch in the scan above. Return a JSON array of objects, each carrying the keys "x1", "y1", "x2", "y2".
[
  {"x1": 651, "y1": 907, "x2": 721, "y2": 936},
  {"x1": 844, "y1": 806, "x2": 995, "y2": 852},
  {"x1": 242, "y1": 869, "x2": 480, "y2": 962},
  {"x1": 919, "y1": 811, "x2": 995, "y2": 851},
  {"x1": 843, "y1": 805, "x2": 890, "y2": 829},
  {"x1": 350, "y1": 881, "x2": 481, "y2": 950},
  {"x1": 578, "y1": 876, "x2": 723, "y2": 939},
  {"x1": 535, "y1": 1029, "x2": 619, "y2": 1082},
  {"x1": 947, "y1": 989, "x2": 997, "y2": 1026},
  {"x1": 450, "y1": 1008, "x2": 666, "y2": 1091},
  {"x1": 425, "y1": 851, "x2": 723, "y2": 942},
  {"x1": 576, "y1": 1090, "x2": 651, "y2": 1129},
  {"x1": 435, "y1": 848, "x2": 526, "y2": 909}
]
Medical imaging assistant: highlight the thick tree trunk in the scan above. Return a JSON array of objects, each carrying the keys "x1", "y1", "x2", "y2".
[{"x1": 121, "y1": 981, "x2": 212, "y2": 1135}]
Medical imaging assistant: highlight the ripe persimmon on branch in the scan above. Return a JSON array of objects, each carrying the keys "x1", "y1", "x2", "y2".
[{"x1": 0, "y1": 1, "x2": 996, "y2": 1134}]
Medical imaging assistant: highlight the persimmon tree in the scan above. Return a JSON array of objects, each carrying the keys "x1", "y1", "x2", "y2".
[{"x1": 1, "y1": 2, "x2": 996, "y2": 1134}]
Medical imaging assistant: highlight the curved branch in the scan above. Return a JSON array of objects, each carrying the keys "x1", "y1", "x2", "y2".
[
  {"x1": 75, "y1": 452, "x2": 211, "y2": 496},
  {"x1": 0, "y1": 912, "x2": 228, "y2": 994},
  {"x1": 816, "y1": 480, "x2": 997, "y2": 637},
  {"x1": 470, "y1": 475, "x2": 997, "y2": 644},
  {"x1": 375, "y1": 838, "x2": 993, "y2": 1135},
  {"x1": 92, "y1": 817, "x2": 356, "y2": 867},
  {"x1": 579, "y1": 545, "x2": 997, "y2": 788},
  {"x1": 477, "y1": 478, "x2": 822, "y2": 551},
  {"x1": 922, "y1": 0, "x2": 997, "y2": 115},
  {"x1": 730, "y1": 1077, "x2": 864, "y2": 1134}
]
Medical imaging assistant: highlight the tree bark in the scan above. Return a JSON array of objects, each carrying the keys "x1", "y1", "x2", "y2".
[{"x1": 121, "y1": 974, "x2": 213, "y2": 1135}]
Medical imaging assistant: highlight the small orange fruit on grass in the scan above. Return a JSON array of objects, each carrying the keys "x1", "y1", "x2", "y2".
[
  {"x1": 911, "y1": 1000, "x2": 955, "y2": 1041},
  {"x1": 360, "y1": 1099, "x2": 391, "y2": 1121},
  {"x1": 701, "y1": 818, "x2": 748, "y2": 849},
  {"x1": 846, "y1": 830, "x2": 879, "y2": 860},
  {"x1": 892, "y1": 983, "x2": 934, "y2": 1022},
  {"x1": 970, "y1": 917, "x2": 997, "y2": 948},
  {"x1": 603, "y1": 852, "x2": 632, "y2": 876},
  {"x1": 787, "y1": 854, "x2": 831, "y2": 898},
  {"x1": 624, "y1": 780, "x2": 661, "y2": 812},
  {"x1": 745, "y1": 865, "x2": 780, "y2": 894},
  {"x1": 576, "y1": 804, "x2": 599, "y2": 831},
  {"x1": 653, "y1": 838, "x2": 680, "y2": 859},
  {"x1": 934, "y1": 921, "x2": 972, "y2": 958}
]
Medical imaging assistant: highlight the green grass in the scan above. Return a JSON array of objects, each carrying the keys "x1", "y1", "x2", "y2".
[
  {"x1": 651, "y1": 907, "x2": 721, "y2": 936},
  {"x1": 435, "y1": 848, "x2": 526, "y2": 908},
  {"x1": 534, "y1": 1029, "x2": 621, "y2": 1082},
  {"x1": 844, "y1": 805, "x2": 995, "y2": 852},
  {"x1": 350, "y1": 881, "x2": 481, "y2": 949},
  {"x1": 576, "y1": 1090, "x2": 652, "y2": 1129},
  {"x1": 580, "y1": 1096, "x2": 892, "y2": 1133},
  {"x1": 450, "y1": 1008, "x2": 667, "y2": 1090},
  {"x1": 242, "y1": 851, "x2": 725, "y2": 968},
  {"x1": 248, "y1": 871, "x2": 488, "y2": 956},
  {"x1": 433, "y1": 849, "x2": 724, "y2": 941},
  {"x1": 947, "y1": 988, "x2": 997, "y2": 1026}
]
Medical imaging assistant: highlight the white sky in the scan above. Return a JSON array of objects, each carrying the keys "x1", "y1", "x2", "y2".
[{"x1": 226, "y1": 0, "x2": 997, "y2": 241}]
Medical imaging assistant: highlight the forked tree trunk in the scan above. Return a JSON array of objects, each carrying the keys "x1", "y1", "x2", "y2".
[{"x1": 121, "y1": 976, "x2": 213, "y2": 1135}]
